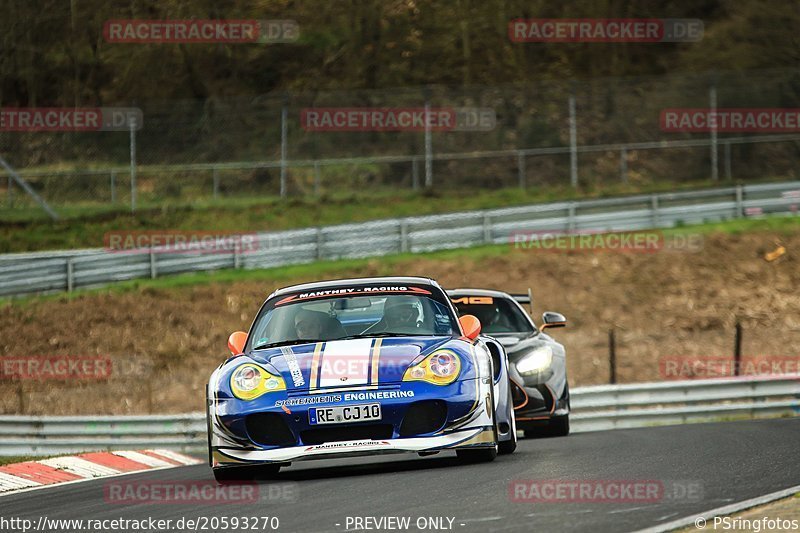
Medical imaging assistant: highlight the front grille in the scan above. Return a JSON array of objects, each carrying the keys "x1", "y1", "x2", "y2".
[
  {"x1": 245, "y1": 413, "x2": 296, "y2": 447},
  {"x1": 399, "y1": 400, "x2": 447, "y2": 437},
  {"x1": 301, "y1": 424, "x2": 393, "y2": 445}
]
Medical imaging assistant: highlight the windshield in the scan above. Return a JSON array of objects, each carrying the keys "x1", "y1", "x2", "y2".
[
  {"x1": 451, "y1": 296, "x2": 534, "y2": 334},
  {"x1": 249, "y1": 292, "x2": 458, "y2": 349}
]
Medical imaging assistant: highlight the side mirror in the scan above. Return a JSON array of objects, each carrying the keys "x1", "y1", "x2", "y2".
[
  {"x1": 459, "y1": 314, "x2": 482, "y2": 340},
  {"x1": 227, "y1": 331, "x2": 248, "y2": 356},
  {"x1": 540, "y1": 312, "x2": 566, "y2": 330}
]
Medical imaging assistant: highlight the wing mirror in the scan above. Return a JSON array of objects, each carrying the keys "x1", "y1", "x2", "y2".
[
  {"x1": 459, "y1": 314, "x2": 482, "y2": 340},
  {"x1": 227, "y1": 331, "x2": 248, "y2": 356},
  {"x1": 540, "y1": 312, "x2": 566, "y2": 330}
]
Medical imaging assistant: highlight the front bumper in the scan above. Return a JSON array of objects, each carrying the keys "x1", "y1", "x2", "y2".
[
  {"x1": 209, "y1": 377, "x2": 495, "y2": 467},
  {"x1": 509, "y1": 364, "x2": 569, "y2": 425}
]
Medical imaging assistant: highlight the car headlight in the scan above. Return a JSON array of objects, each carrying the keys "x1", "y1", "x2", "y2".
[
  {"x1": 403, "y1": 349, "x2": 461, "y2": 385},
  {"x1": 230, "y1": 364, "x2": 286, "y2": 400},
  {"x1": 516, "y1": 346, "x2": 553, "y2": 375}
]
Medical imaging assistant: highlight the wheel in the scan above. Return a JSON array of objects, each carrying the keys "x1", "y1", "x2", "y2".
[
  {"x1": 458, "y1": 382, "x2": 498, "y2": 463},
  {"x1": 498, "y1": 436, "x2": 517, "y2": 455},
  {"x1": 212, "y1": 464, "x2": 281, "y2": 483},
  {"x1": 548, "y1": 414, "x2": 570, "y2": 437},
  {"x1": 498, "y1": 382, "x2": 517, "y2": 455},
  {"x1": 213, "y1": 466, "x2": 253, "y2": 483},
  {"x1": 523, "y1": 415, "x2": 570, "y2": 438},
  {"x1": 457, "y1": 445, "x2": 498, "y2": 463}
]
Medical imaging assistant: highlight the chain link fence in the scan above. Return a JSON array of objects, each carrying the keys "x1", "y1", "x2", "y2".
[{"x1": 1, "y1": 68, "x2": 799, "y2": 219}]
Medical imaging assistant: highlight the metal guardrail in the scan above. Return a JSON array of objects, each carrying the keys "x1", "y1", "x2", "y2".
[
  {"x1": 0, "y1": 375, "x2": 797, "y2": 456},
  {"x1": 570, "y1": 375, "x2": 800, "y2": 432},
  {"x1": 2, "y1": 180, "x2": 799, "y2": 297}
]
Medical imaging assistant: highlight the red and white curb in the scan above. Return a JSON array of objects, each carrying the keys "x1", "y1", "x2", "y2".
[{"x1": 0, "y1": 450, "x2": 201, "y2": 495}]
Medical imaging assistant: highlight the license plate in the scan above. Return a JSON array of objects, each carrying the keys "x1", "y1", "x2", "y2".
[{"x1": 309, "y1": 403, "x2": 382, "y2": 425}]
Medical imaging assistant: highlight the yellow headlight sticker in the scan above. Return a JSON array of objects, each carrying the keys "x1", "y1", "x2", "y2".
[
  {"x1": 230, "y1": 363, "x2": 287, "y2": 401},
  {"x1": 402, "y1": 350, "x2": 461, "y2": 386}
]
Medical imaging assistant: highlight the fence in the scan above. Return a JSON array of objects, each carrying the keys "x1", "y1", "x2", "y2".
[
  {"x1": 1, "y1": 68, "x2": 799, "y2": 217},
  {"x1": 0, "y1": 374, "x2": 796, "y2": 456},
  {"x1": 1, "y1": 180, "x2": 798, "y2": 297}
]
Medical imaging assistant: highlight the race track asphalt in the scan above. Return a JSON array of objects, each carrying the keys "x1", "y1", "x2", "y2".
[{"x1": 1, "y1": 418, "x2": 798, "y2": 533}]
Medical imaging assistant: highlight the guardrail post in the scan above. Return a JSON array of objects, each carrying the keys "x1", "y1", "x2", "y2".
[
  {"x1": 314, "y1": 162, "x2": 321, "y2": 196},
  {"x1": 280, "y1": 95, "x2": 288, "y2": 198},
  {"x1": 619, "y1": 148, "x2": 628, "y2": 184},
  {"x1": 735, "y1": 185, "x2": 744, "y2": 218},
  {"x1": 411, "y1": 157, "x2": 419, "y2": 190},
  {"x1": 608, "y1": 329, "x2": 617, "y2": 384},
  {"x1": 212, "y1": 168, "x2": 219, "y2": 200},
  {"x1": 129, "y1": 118, "x2": 137, "y2": 213},
  {"x1": 233, "y1": 245, "x2": 241, "y2": 269},
  {"x1": 568, "y1": 85, "x2": 578, "y2": 189},
  {"x1": 17, "y1": 383, "x2": 25, "y2": 414},
  {"x1": 66, "y1": 259, "x2": 74, "y2": 292},
  {"x1": 517, "y1": 152, "x2": 526, "y2": 190},
  {"x1": 110, "y1": 171, "x2": 116, "y2": 203},
  {"x1": 424, "y1": 97, "x2": 433, "y2": 189},
  {"x1": 400, "y1": 220, "x2": 409, "y2": 253},
  {"x1": 651, "y1": 194, "x2": 660, "y2": 227},
  {"x1": 483, "y1": 213, "x2": 492, "y2": 243},
  {"x1": 723, "y1": 142, "x2": 732, "y2": 181},
  {"x1": 316, "y1": 228, "x2": 324, "y2": 260},
  {"x1": 567, "y1": 203, "x2": 576, "y2": 232},
  {"x1": 733, "y1": 322, "x2": 742, "y2": 376},
  {"x1": 709, "y1": 84, "x2": 719, "y2": 182},
  {"x1": 149, "y1": 250, "x2": 157, "y2": 279}
]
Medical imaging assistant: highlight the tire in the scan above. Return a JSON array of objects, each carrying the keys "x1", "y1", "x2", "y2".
[
  {"x1": 498, "y1": 383, "x2": 517, "y2": 455},
  {"x1": 548, "y1": 414, "x2": 570, "y2": 437},
  {"x1": 523, "y1": 415, "x2": 570, "y2": 438},
  {"x1": 457, "y1": 445, "x2": 498, "y2": 463},
  {"x1": 212, "y1": 464, "x2": 281, "y2": 483},
  {"x1": 458, "y1": 381, "x2": 498, "y2": 463},
  {"x1": 213, "y1": 466, "x2": 253, "y2": 483}
]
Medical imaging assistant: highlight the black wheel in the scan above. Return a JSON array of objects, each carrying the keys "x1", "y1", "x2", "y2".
[
  {"x1": 498, "y1": 383, "x2": 517, "y2": 455},
  {"x1": 458, "y1": 383, "x2": 498, "y2": 463},
  {"x1": 457, "y1": 445, "x2": 498, "y2": 463},
  {"x1": 523, "y1": 415, "x2": 570, "y2": 438},
  {"x1": 548, "y1": 414, "x2": 570, "y2": 437},
  {"x1": 498, "y1": 436, "x2": 517, "y2": 455},
  {"x1": 213, "y1": 466, "x2": 254, "y2": 483},
  {"x1": 213, "y1": 464, "x2": 281, "y2": 483}
]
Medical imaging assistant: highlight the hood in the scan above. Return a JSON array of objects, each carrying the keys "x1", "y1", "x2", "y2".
[
  {"x1": 489, "y1": 332, "x2": 552, "y2": 361},
  {"x1": 250, "y1": 336, "x2": 452, "y2": 390}
]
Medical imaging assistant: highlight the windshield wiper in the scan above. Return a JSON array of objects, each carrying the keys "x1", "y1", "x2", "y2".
[
  {"x1": 338, "y1": 332, "x2": 445, "y2": 340},
  {"x1": 252, "y1": 339, "x2": 325, "y2": 350}
]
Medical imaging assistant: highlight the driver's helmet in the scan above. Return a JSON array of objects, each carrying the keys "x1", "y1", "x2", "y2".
[
  {"x1": 469, "y1": 303, "x2": 500, "y2": 327},
  {"x1": 383, "y1": 297, "x2": 422, "y2": 329}
]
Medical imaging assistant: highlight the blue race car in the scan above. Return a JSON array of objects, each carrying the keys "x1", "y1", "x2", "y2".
[{"x1": 207, "y1": 276, "x2": 516, "y2": 481}]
